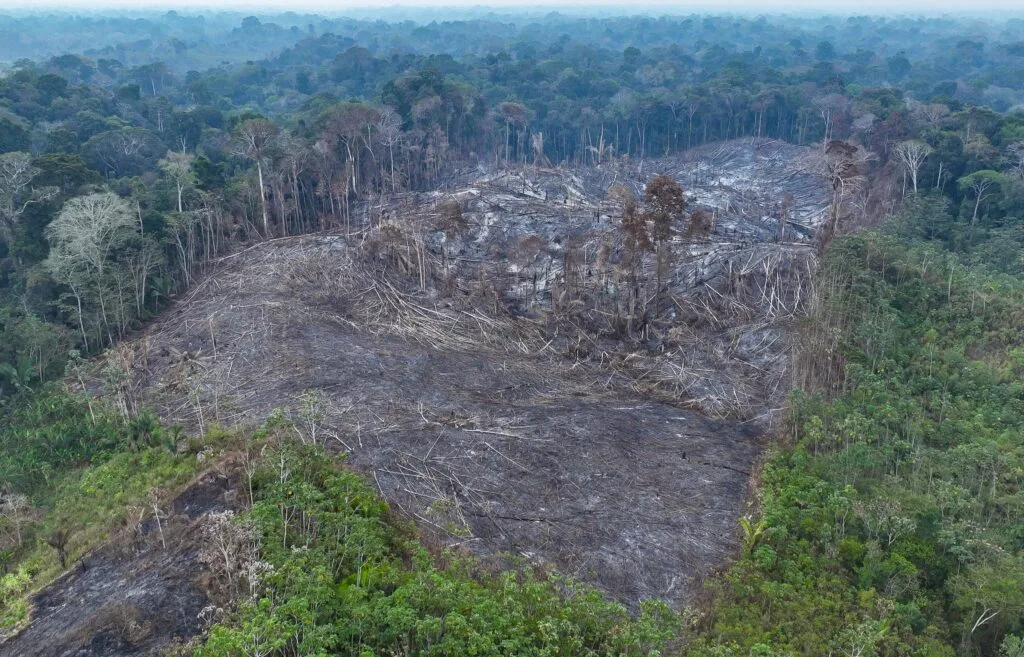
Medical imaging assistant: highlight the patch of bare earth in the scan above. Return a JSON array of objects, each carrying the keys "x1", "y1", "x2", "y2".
[
  {"x1": 104, "y1": 139, "x2": 827, "y2": 606},
  {"x1": 0, "y1": 469, "x2": 240, "y2": 657}
]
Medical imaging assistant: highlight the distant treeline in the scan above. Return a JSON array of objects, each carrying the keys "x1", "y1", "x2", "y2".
[{"x1": 1, "y1": 10, "x2": 1024, "y2": 400}]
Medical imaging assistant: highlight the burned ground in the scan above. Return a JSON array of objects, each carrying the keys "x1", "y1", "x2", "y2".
[
  {"x1": 96, "y1": 139, "x2": 826, "y2": 606},
  {"x1": 0, "y1": 470, "x2": 238, "y2": 657}
]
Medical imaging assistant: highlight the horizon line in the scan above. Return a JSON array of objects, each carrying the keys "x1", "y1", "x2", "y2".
[{"x1": 1, "y1": 2, "x2": 1023, "y2": 18}]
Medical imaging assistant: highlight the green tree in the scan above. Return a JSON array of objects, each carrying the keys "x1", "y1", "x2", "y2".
[
  {"x1": 958, "y1": 170, "x2": 1007, "y2": 225},
  {"x1": 158, "y1": 150, "x2": 196, "y2": 214}
]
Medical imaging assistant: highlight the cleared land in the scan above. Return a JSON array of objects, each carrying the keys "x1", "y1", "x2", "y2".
[
  {"x1": 0, "y1": 469, "x2": 240, "y2": 657},
  {"x1": 100, "y1": 139, "x2": 827, "y2": 604}
]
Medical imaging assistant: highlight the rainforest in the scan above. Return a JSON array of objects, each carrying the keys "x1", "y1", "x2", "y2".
[{"x1": 1, "y1": 6, "x2": 1023, "y2": 657}]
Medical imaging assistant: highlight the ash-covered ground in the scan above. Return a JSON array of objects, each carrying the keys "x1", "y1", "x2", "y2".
[
  {"x1": 0, "y1": 469, "x2": 239, "y2": 657},
  {"x1": 106, "y1": 139, "x2": 826, "y2": 606}
]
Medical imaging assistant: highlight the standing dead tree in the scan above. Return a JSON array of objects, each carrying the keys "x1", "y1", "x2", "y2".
[
  {"x1": 198, "y1": 510, "x2": 261, "y2": 598},
  {"x1": 813, "y1": 140, "x2": 872, "y2": 250},
  {"x1": 1008, "y1": 141, "x2": 1024, "y2": 180},
  {"x1": 0, "y1": 152, "x2": 56, "y2": 248},
  {"x1": 48, "y1": 529, "x2": 69, "y2": 570},
  {"x1": 812, "y1": 94, "x2": 849, "y2": 151},
  {"x1": 588, "y1": 125, "x2": 614, "y2": 164},
  {"x1": 499, "y1": 102, "x2": 528, "y2": 166},
  {"x1": 892, "y1": 140, "x2": 933, "y2": 195},
  {"x1": 613, "y1": 184, "x2": 648, "y2": 335},
  {"x1": 0, "y1": 493, "x2": 31, "y2": 548},
  {"x1": 644, "y1": 175, "x2": 687, "y2": 244},
  {"x1": 377, "y1": 107, "x2": 403, "y2": 193},
  {"x1": 776, "y1": 192, "x2": 794, "y2": 242},
  {"x1": 644, "y1": 175, "x2": 687, "y2": 317},
  {"x1": 147, "y1": 487, "x2": 167, "y2": 551}
]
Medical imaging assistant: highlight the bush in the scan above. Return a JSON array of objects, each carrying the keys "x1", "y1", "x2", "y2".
[{"x1": 197, "y1": 440, "x2": 680, "y2": 657}]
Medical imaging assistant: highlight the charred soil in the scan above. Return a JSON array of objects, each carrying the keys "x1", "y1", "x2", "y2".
[
  {"x1": 0, "y1": 469, "x2": 240, "y2": 657},
  {"x1": 91, "y1": 139, "x2": 827, "y2": 606}
]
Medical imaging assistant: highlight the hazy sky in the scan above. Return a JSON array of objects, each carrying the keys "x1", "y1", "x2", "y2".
[{"x1": 3, "y1": 0, "x2": 1023, "y2": 13}]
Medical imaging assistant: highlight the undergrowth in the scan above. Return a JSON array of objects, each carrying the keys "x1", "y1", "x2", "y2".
[
  {"x1": 0, "y1": 391, "x2": 238, "y2": 637},
  {"x1": 195, "y1": 435, "x2": 680, "y2": 657},
  {"x1": 688, "y1": 228, "x2": 1024, "y2": 657}
]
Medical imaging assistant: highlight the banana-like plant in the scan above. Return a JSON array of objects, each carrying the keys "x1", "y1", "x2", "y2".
[
  {"x1": 0, "y1": 362, "x2": 33, "y2": 393},
  {"x1": 739, "y1": 516, "x2": 769, "y2": 554}
]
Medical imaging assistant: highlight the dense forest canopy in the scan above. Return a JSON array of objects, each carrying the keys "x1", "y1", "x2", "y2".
[
  {"x1": 2, "y1": 10, "x2": 1024, "y2": 109},
  {"x1": 0, "y1": 7, "x2": 1021, "y2": 389},
  {"x1": 1, "y1": 6, "x2": 1024, "y2": 657}
]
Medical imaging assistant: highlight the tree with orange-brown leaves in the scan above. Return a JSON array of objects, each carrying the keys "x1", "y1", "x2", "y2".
[
  {"x1": 644, "y1": 175, "x2": 686, "y2": 245},
  {"x1": 644, "y1": 175, "x2": 686, "y2": 317},
  {"x1": 818, "y1": 139, "x2": 872, "y2": 249}
]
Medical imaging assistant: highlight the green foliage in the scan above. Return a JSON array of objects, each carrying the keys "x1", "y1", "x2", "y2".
[
  {"x1": 0, "y1": 569, "x2": 31, "y2": 632},
  {"x1": 0, "y1": 389, "x2": 210, "y2": 640},
  {"x1": 0, "y1": 385, "x2": 131, "y2": 496},
  {"x1": 197, "y1": 440, "x2": 679, "y2": 657},
  {"x1": 1001, "y1": 635, "x2": 1024, "y2": 657},
  {"x1": 693, "y1": 230, "x2": 1024, "y2": 656}
]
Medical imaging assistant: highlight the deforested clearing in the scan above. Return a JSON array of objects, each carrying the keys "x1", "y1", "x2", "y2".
[{"x1": 104, "y1": 139, "x2": 828, "y2": 604}]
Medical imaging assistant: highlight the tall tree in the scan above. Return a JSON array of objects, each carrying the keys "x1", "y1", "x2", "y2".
[
  {"x1": 643, "y1": 175, "x2": 686, "y2": 244},
  {"x1": 45, "y1": 192, "x2": 138, "y2": 346},
  {"x1": 0, "y1": 152, "x2": 54, "y2": 248},
  {"x1": 158, "y1": 150, "x2": 196, "y2": 214},
  {"x1": 499, "y1": 102, "x2": 528, "y2": 166},
  {"x1": 819, "y1": 140, "x2": 871, "y2": 246},
  {"x1": 892, "y1": 140, "x2": 933, "y2": 195},
  {"x1": 377, "y1": 107, "x2": 402, "y2": 193},
  {"x1": 234, "y1": 119, "x2": 280, "y2": 237},
  {"x1": 958, "y1": 170, "x2": 1006, "y2": 225},
  {"x1": 1007, "y1": 141, "x2": 1024, "y2": 180},
  {"x1": 644, "y1": 175, "x2": 686, "y2": 315}
]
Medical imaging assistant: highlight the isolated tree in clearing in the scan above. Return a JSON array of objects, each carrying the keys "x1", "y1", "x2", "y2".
[
  {"x1": 644, "y1": 175, "x2": 686, "y2": 315},
  {"x1": 644, "y1": 174, "x2": 686, "y2": 244}
]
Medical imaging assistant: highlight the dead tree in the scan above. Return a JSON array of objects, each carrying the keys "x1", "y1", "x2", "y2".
[
  {"x1": 198, "y1": 510, "x2": 260, "y2": 597},
  {"x1": 48, "y1": 529, "x2": 69, "y2": 569},
  {"x1": 644, "y1": 175, "x2": 686, "y2": 244},
  {"x1": 1008, "y1": 141, "x2": 1024, "y2": 180},
  {"x1": 777, "y1": 192, "x2": 794, "y2": 242},
  {"x1": 499, "y1": 102, "x2": 528, "y2": 166},
  {"x1": 0, "y1": 494, "x2": 31, "y2": 547},
  {"x1": 233, "y1": 120, "x2": 280, "y2": 237},
  {"x1": 644, "y1": 175, "x2": 686, "y2": 317},
  {"x1": 818, "y1": 140, "x2": 872, "y2": 249},
  {"x1": 892, "y1": 140, "x2": 933, "y2": 195}
]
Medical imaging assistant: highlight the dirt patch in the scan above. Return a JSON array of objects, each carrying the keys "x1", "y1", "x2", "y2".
[
  {"x1": 132, "y1": 286, "x2": 762, "y2": 604},
  {"x1": 92, "y1": 140, "x2": 826, "y2": 606},
  {"x1": 0, "y1": 470, "x2": 238, "y2": 657}
]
